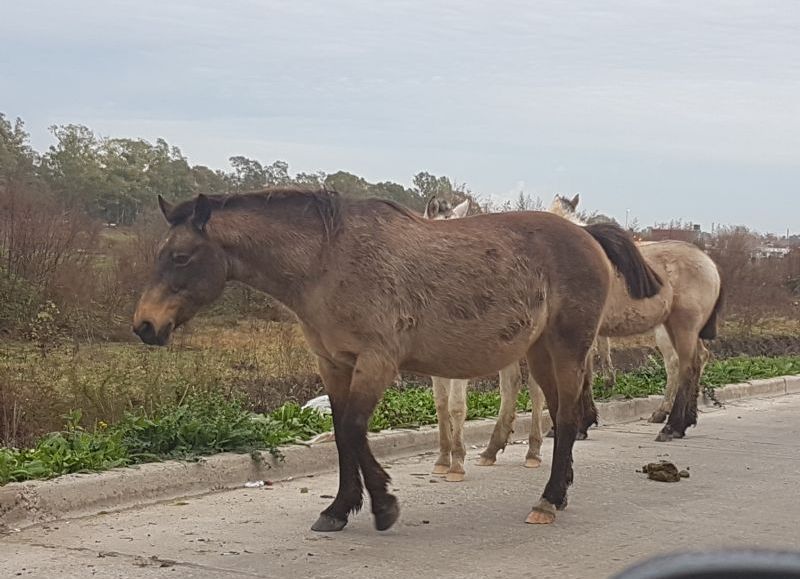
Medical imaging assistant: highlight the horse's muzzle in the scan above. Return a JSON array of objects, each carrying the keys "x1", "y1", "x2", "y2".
[{"x1": 133, "y1": 320, "x2": 173, "y2": 346}]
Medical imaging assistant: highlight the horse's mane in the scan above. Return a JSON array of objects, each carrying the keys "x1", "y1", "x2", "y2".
[{"x1": 165, "y1": 187, "x2": 423, "y2": 238}]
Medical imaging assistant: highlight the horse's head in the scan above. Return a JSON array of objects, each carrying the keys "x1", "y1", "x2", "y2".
[
  {"x1": 423, "y1": 196, "x2": 470, "y2": 220},
  {"x1": 132, "y1": 194, "x2": 228, "y2": 346},
  {"x1": 548, "y1": 194, "x2": 581, "y2": 221}
]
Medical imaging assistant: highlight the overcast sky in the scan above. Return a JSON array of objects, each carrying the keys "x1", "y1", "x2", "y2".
[{"x1": 2, "y1": 1, "x2": 798, "y2": 233}]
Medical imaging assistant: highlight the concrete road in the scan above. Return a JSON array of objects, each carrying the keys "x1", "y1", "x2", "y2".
[{"x1": 3, "y1": 395, "x2": 800, "y2": 579}]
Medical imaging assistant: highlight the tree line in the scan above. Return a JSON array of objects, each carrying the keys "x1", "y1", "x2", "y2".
[{"x1": 1, "y1": 113, "x2": 483, "y2": 225}]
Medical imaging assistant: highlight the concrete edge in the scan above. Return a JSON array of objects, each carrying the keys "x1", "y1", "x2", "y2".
[{"x1": 2, "y1": 374, "x2": 798, "y2": 532}]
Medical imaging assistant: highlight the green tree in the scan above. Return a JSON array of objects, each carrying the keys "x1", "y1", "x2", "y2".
[
  {"x1": 293, "y1": 170, "x2": 327, "y2": 188},
  {"x1": 264, "y1": 160, "x2": 291, "y2": 186},
  {"x1": 412, "y1": 171, "x2": 453, "y2": 199},
  {"x1": 324, "y1": 171, "x2": 370, "y2": 197},
  {"x1": 42, "y1": 124, "x2": 105, "y2": 210},
  {"x1": 191, "y1": 165, "x2": 229, "y2": 194},
  {"x1": 228, "y1": 156, "x2": 265, "y2": 192},
  {"x1": 0, "y1": 114, "x2": 41, "y2": 194}
]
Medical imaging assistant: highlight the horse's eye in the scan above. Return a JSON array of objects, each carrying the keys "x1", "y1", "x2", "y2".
[{"x1": 172, "y1": 253, "x2": 192, "y2": 267}]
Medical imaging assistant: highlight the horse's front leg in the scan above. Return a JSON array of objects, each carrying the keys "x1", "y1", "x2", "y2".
[
  {"x1": 346, "y1": 351, "x2": 401, "y2": 531},
  {"x1": 650, "y1": 325, "x2": 680, "y2": 423},
  {"x1": 656, "y1": 326, "x2": 703, "y2": 442},
  {"x1": 431, "y1": 376, "x2": 453, "y2": 476},
  {"x1": 312, "y1": 357, "x2": 360, "y2": 532},
  {"x1": 478, "y1": 363, "x2": 522, "y2": 467},
  {"x1": 596, "y1": 336, "x2": 616, "y2": 393},
  {"x1": 445, "y1": 378, "x2": 468, "y2": 482}
]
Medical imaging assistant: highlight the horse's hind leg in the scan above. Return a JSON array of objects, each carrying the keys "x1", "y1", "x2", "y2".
[
  {"x1": 431, "y1": 377, "x2": 453, "y2": 475},
  {"x1": 478, "y1": 363, "x2": 523, "y2": 467},
  {"x1": 656, "y1": 323, "x2": 704, "y2": 442},
  {"x1": 649, "y1": 325, "x2": 680, "y2": 424},
  {"x1": 312, "y1": 357, "x2": 361, "y2": 532},
  {"x1": 526, "y1": 379, "x2": 546, "y2": 468},
  {"x1": 446, "y1": 379, "x2": 468, "y2": 482},
  {"x1": 342, "y1": 352, "x2": 400, "y2": 531}
]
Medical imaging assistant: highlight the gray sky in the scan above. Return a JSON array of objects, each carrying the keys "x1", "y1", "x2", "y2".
[{"x1": 2, "y1": 0, "x2": 798, "y2": 233}]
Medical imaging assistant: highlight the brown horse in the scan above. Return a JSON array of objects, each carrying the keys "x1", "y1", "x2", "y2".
[{"x1": 133, "y1": 188, "x2": 661, "y2": 531}]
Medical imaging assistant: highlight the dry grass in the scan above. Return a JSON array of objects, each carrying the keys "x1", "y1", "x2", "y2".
[{"x1": 0, "y1": 320, "x2": 321, "y2": 447}]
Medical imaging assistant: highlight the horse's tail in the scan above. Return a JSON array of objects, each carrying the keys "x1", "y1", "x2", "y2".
[
  {"x1": 699, "y1": 281, "x2": 724, "y2": 340},
  {"x1": 584, "y1": 223, "x2": 662, "y2": 300}
]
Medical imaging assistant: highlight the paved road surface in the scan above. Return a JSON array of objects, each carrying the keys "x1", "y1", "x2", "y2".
[{"x1": 3, "y1": 395, "x2": 800, "y2": 578}]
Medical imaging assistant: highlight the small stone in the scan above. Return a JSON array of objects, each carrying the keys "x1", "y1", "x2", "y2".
[
  {"x1": 300, "y1": 487, "x2": 309, "y2": 494},
  {"x1": 679, "y1": 470, "x2": 690, "y2": 478}
]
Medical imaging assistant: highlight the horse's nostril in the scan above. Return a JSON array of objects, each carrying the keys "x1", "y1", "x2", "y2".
[{"x1": 134, "y1": 320, "x2": 156, "y2": 342}]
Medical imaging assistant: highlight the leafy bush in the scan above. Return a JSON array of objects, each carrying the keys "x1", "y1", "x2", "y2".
[{"x1": 2, "y1": 355, "x2": 799, "y2": 485}]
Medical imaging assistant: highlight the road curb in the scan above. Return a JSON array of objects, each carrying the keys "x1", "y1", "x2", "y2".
[{"x1": 2, "y1": 374, "x2": 798, "y2": 532}]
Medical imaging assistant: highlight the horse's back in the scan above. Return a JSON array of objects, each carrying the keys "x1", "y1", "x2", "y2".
[
  {"x1": 638, "y1": 240, "x2": 721, "y2": 330},
  {"x1": 325, "y1": 210, "x2": 615, "y2": 379},
  {"x1": 638, "y1": 241, "x2": 721, "y2": 299}
]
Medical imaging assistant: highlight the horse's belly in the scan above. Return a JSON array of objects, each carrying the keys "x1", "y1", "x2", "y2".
[
  {"x1": 402, "y1": 321, "x2": 541, "y2": 379},
  {"x1": 600, "y1": 297, "x2": 670, "y2": 337},
  {"x1": 402, "y1": 348, "x2": 526, "y2": 380}
]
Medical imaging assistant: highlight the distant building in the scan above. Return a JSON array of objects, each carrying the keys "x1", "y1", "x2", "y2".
[
  {"x1": 751, "y1": 246, "x2": 792, "y2": 260},
  {"x1": 646, "y1": 223, "x2": 702, "y2": 243}
]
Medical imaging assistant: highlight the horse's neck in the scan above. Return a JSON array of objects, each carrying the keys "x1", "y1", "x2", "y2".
[
  {"x1": 563, "y1": 213, "x2": 586, "y2": 226},
  {"x1": 547, "y1": 204, "x2": 585, "y2": 226},
  {"x1": 214, "y1": 213, "x2": 327, "y2": 311}
]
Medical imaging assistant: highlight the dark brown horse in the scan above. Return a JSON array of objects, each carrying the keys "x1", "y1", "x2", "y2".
[{"x1": 133, "y1": 188, "x2": 661, "y2": 531}]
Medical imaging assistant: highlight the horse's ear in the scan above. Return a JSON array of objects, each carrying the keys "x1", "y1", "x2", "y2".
[
  {"x1": 191, "y1": 194, "x2": 212, "y2": 231},
  {"x1": 424, "y1": 196, "x2": 440, "y2": 219},
  {"x1": 568, "y1": 194, "x2": 580, "y2": 210},
  {"x1": 452, "y1": 199, "x2": 470, "y2": 218},
  {"x1": 158, "y1": 195, "x2": 175, "y2": 223}
]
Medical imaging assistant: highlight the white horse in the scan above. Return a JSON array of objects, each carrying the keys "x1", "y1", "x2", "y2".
[
  {"x1": 426, "y1": 194, "x2": 723, "y2": 480},
  {"x1": 549, "y1": 195, "x2": 723, "y2": 428},
  {"x1": 424, "y1": 198, "x2": 545, "y2": 481}
]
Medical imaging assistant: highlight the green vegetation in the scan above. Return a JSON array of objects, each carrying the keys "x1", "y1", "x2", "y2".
[
  {"x1": 2, "y1": 355, "x2": 798, "y2": 486},
  {"x1": 0, "y1": 394, "x2": 331, "y2": 485},
  {"x1": 599, "y1": 354, "x2": 800, "y2": 400}
]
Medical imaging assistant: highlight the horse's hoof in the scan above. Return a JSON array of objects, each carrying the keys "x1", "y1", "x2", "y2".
[
  {"x1": 525, "y1": 500, "x2": 556, "y2": 525},
  {"x1": 576, "y1": 431, "x2": 588, "y2": 441},
  {"x1": 445, "y1": 471, "x2": 465, "y2": 483},
  {"x1": 374, "y1": 496, "x2": 400, "y2": 531},
  {"x1": 545, "y1": 428, "x2": 555, "y2": 438},
  {"x1": 311, "y1": 513, "x2": 348, "y2": 532},
  {"x1": 556, "y1": 496, "x2": 568, "y2": 511},
  {"x1": 476, "y1": 456, "x2": 496, "y2": 467},
  {"x1": 649, "y1": 410, "x2": 668, "y2": 424},
  {"x1": 655, "y1": 425, "x2": 684, "y2": 443},
  {"x1": 524, "y1": 457, "x2": 542, "y2": 469},
  {"x1": 431, "y1": 464, "x2": 449, "y2": 475}
]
